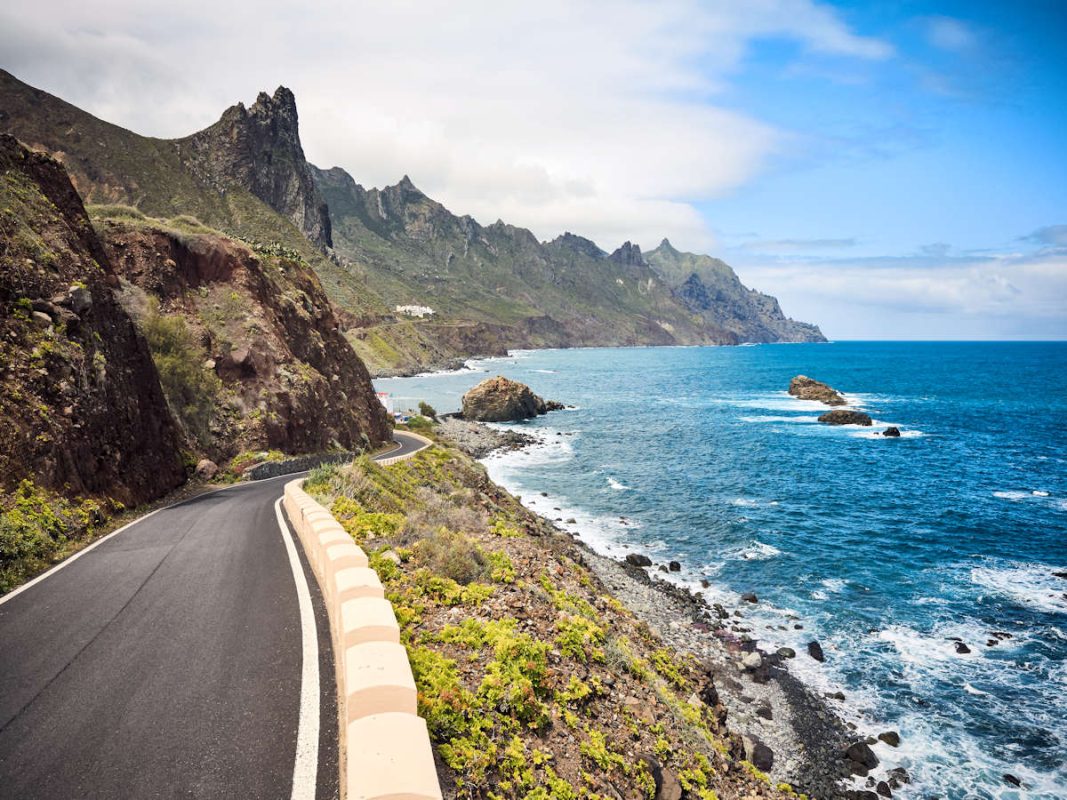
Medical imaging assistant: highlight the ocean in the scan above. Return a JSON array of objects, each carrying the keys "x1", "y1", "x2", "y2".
[{"x1": 375, "y1": 341, "x2": 1067, "y2": 800}]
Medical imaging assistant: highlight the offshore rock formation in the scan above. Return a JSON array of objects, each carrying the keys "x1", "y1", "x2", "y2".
[
  {"x1": 0, "y1": 135, "x2": 185, "y2": 505},
  {"x1": 789, "y1": 375, "x2": 847, "y2": 406},
  {"x1": 818, "y1": 409, "x2": 873, "y2": 426},
  {"x1": 176, "y1": 87, "x2": 333, "y2": 249},
  {"x1": 460, "y1": 376, "x2": 557, "y2": 422}
]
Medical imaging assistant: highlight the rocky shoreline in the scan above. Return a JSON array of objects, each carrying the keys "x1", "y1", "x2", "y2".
[{"x1": 441, "y1": 419, "x2": 907, "y2": 800}]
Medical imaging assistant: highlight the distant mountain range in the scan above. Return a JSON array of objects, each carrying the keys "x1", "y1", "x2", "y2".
[{"x1": 0, "y1": 69, "x2": 824, "y2": 376}]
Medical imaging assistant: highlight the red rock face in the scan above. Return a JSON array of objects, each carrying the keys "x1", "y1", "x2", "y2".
[
  {"x1": 101, "y1": 222, "x2": 392, "y2": 457},
  {"x1": 0, "y1": 135, "x2": 186, "y2": 505}
]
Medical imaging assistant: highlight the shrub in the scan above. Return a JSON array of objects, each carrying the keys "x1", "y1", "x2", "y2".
[
  {"x1": 414, "y1": 528, "x2": 487, "y2": 584},
  {"x1": 140, "y1": 298, "x2": 220, "y2": 445},
  {"x1": 418, "y1": 401, "x2": 438, "y2": 420}
]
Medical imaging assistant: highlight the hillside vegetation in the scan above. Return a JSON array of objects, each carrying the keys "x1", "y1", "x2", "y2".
[{"x1": 306, "y1": 435, "x2": 797, "y2": 800}]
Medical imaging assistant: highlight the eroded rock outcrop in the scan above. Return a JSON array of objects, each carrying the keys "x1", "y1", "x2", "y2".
[
  {"x1": 101, "y1": 218, "x2": 392, "y2": 458},
  {"x1": 460, "y1": 376, "x2": 559, "y2": 422},
  {"x1": 0, "y1": 135, "x2": 185, "y2": 505},
  {"x1": 789, "y1": 375, "x2": 847, "y2": 406}
]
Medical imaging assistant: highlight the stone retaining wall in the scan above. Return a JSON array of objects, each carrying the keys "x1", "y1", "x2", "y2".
[{"x1": 283, "y1": 479, "x2": 441, "y2": 800}]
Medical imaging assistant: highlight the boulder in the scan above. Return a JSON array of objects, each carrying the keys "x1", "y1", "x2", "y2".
[
  {"x1": 66, "y1": 284, "x2": 92, "y2": 315},
  {"x1": 955, "y1": 642, "x2": 971, "y2": 654},
  {"x1": 877, "y1": 731, "x2": 901, "y2": 747},
  {"x1": 882, "y1": 427, "x2": 901, "y2": 437},
  {"x1": 876, "y1": 781, "x2": 892, "y2": 798},
  {"x1": 807, "y1": 641, "x2": 825, "y2": 662},
  {"x1": 625, "y1": 553, "x2": 653, "y2": 568},
  {"x1": 638, "y1": 755, "x2": 682, "y2": 800},
  {"x1": 777, "y1": 647, "x2": 796, "y2": 659},
  {"x1": 668, "y1": 560, "x2": 681, "y2": 572},
  {"x1": 789, "y1": 375, "x2": 847, "y2": 406},
  {"x1": 818, "y1": 409, "x2": 873, "y2": 426},
  {"x1": 845, "y1": 740, "x2": 879, "y2": 770},
  {"x1": 741, "y1": 651, "x2": 762, "y2": 670},
  {"x1": 195, "y1": 459, "x2": 219, "y2": 480},
  {"x1": 1003, "y1": 774, "x2": 1022, "y2": 788},
  {"x1": 461, "y1": 375, "x2": 560, "y2": 422},
  {"x1": 740, "y1": 592, "x2": 758, "y2": 603},
  {"x1": 742, "y1": 735, "x2": 775, "y2": 771}
]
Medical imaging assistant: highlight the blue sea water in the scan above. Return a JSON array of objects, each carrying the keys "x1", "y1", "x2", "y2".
[{"x1": 377, "y1": 342, "x2": 1067, "y2": 799}]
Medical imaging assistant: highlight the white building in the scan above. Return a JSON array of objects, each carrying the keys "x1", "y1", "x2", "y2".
[{"x1": 394, "y1": 304, "x2": 435, "y2": 318}]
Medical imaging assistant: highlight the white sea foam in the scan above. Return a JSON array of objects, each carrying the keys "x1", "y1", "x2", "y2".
[
  {"x1": 737, "y1": 540, "x2": 781, "y2": 560},
  {"x1": 851, "y1": 426, "x2": 925, "y2": 439},
  {"x1": 821, "y1": 578, "x2": 848, "y2": 593},
  {"x1": 993, "y1": 490, "x2": 1032, "y2": 501},
  {"x1": 971, "y1": 562, "x2": 1067, "y2": 615},
  {"x1": 730, "y1": 497, "x2": 759, "y2": 507},
  {"x1": 963, "y1": 682, "x2": 989, "y2": 696},
  {"x1": 1032, "y1": 489, "x2": 1050, "y2": 497},
  {"x1": 739, "y1": 415, "x2": 822, "y2": 423},
  {"x1": 607, "y1": 477, "x2": 630, "y2": 491}
]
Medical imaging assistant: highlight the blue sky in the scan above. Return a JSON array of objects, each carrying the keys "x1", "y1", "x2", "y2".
[
  {"x1": 703, "y1": 1, "x2": 1067, "y2": 338},
  {"x1": 2, "y1": 0, "x2": 1064, "y2": 338}
]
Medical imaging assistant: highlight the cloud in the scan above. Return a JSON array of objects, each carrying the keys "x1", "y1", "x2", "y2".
[
  {"x1": 0, "y1": 0, "x2": 891, "y2": 251},
  {"x1": 1023, "y1": 224, "x2": 1067, "y2": 248},
  {"x1": 924, "y1": 16, "x2": 977, "y2": 52},
  {"x1": 740, "y1": 237, "x2": 857, "y2": 253},
  {"x1": 735, "y1": 249, "x2": 1067, "y2": 338}
]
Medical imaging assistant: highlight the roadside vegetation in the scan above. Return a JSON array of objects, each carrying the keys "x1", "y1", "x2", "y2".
[{"x1": 305, "y1": 432, "x2": 788, "y2": 800}]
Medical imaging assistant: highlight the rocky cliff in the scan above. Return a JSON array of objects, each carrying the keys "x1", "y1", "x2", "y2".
[
  {"x1": 645, "y1": 239, "x2": 826, "y2": 344},
  {"x1": 0, "y1": 135, "x2": 185, "y2": 504},
  {"x1": 176, "y1": 87, "x2": 333, "y2": 250},
  {"x1": 97, "y1": 212, "x2": 392, "y2": 458}
]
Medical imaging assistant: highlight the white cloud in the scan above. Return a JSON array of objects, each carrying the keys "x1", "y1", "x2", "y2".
[
  {"x1": 0, "y1": 0, "x2": 890, "y2": 251},
  {"x1": 924, "y1": 16, "x2": 977, "y2": 52},
  {"x1": 735, "y1": 251, "x2": 1067, "y2": 339}
]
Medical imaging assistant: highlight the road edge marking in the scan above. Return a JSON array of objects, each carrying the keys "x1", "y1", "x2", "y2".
[
  {"x1": 0, "y1": 472, "x2": 307, "y2": 607},
  {"x1": 275, "y1": 497, "x2": 321, "y2": 800},
  {"x1": 0, "y1": 506, "x2": 168, "y2": 607}
]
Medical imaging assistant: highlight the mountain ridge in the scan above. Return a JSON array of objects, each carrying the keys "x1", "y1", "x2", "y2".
[{"x1": 0, "y1": 69, "x2": 825, "y2": 376}]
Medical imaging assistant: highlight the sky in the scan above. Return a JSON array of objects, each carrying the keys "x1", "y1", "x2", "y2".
[{"x1": 1, "y1": 0, "x2": 1064, "y2": 339}]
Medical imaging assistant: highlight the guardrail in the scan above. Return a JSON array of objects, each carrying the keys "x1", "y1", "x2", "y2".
[{"x1": 284, "y1": 472, "x2": 441, "y2": 800}]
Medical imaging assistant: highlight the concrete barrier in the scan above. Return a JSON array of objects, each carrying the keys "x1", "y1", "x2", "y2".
[{"x1": 283, "y1": 478, "x2": 442, "y2": 800}]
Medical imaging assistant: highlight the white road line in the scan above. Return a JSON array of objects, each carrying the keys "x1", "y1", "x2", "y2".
[
  {"x1": 0, "y1": 507, "x2": 167, "y2": 607},
  {"x1": 274, "y1": 498, "x2": 320, "y2": 800},
  {"x1": 0, "y1": 473, "x2": 302, "y2": 607}
]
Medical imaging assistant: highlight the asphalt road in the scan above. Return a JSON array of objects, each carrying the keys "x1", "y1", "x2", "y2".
[{"x1": 0, "y1": 432, "x2": 427, "y2": 799}]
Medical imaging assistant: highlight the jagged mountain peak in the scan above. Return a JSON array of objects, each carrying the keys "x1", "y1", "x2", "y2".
[
  {"x1": 547, "y1": 232, "x2": 606, "y2": 258},
  {"x1": 609, "y1": 241, "x2": 647, "y2": 267},
  {"x1": 179, "y1": 85, "x2": 332, "y2": 249}
]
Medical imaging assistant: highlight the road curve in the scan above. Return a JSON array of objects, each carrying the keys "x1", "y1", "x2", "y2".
[{"x1": 0, "y1": 432, "x2": 427, "y2": 799}]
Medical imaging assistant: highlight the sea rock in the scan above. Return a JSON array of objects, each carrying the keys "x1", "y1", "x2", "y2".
[
  {"x1": 1003, "y1": 774, "x2": 1022, "y2": 787},
  {"x1": 955, "y1": 642, "x2": 971, "y2": 654},
  {"x1": 789, "y1": 375, "x2": 847, "y2": 406},
  {"x1": 876, "y1": 781, "x2": 892, "y2": 798},
  {"x1": 877, "y1": 731, "x2": 901, "y2": 747},
  {"x1": 777, "y1": 647, "x2": 796, "y2": 659},
  {"x1": 461, "y1": 375, "x2": 559, "y2": 422},
  {"x1": 1052, "y1": 572, "x2": 1067, "y2": 580},
  {"x1": 741, "y1": 592, "x2": 758, "y2": 603},
  {"x1": 882, "y1": 427, "x2": 901, "y2": 437},
  {"x1": 808, "y1": 641, "x2": 826, "y2": 662},
  {"x1": 625, "y1": 553, "x2": 653, "y2": 568},
  {"x1": 845, "y1": 740, "x2": 880, "y2": 770},
  {"x1": 668, "y1": 561, "x2": 681, "y2": 572},
  {"x1": 818, "y1": 409, "x2": 873, "y2": 426},
  {"x1": 742, "y1": 735, "x2": 775, "y2": 771},
  {"x1": 195, "y1": 459, "x2": 219, "y2": 480}
]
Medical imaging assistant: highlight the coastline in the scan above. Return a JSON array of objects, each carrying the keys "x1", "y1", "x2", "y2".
[{"x1": 439, "y1": 418, "x2": 901, "y2": 800}]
